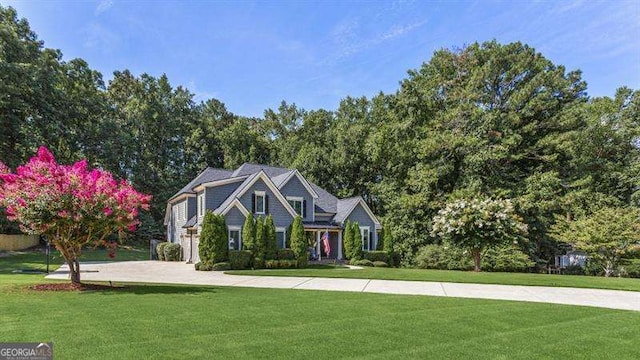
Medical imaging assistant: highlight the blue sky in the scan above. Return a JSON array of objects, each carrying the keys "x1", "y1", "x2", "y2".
[{"x1": 4, "y1": 0, "x2": 639, "y2": 117}]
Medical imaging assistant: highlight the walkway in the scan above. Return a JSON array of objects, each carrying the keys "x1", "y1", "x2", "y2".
[{"x1": 46, "y1": 261, "x2": 640, "y2": 311}]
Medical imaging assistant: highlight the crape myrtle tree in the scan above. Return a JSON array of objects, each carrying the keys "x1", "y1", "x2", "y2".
[
  {"x1": 431, "y1": 197, "x2": 527, "y2": 272},
  {"x1": 0, "y1": 147, "x2": 150, "y2": 285}
]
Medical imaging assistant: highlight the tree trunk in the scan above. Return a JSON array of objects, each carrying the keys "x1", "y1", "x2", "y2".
[
  {"x1": 472, "y1": 249, "x2": 482, "y2": 272},
  {"x1": 67, "y1": 259, "x2": 81, "y2": 285}
]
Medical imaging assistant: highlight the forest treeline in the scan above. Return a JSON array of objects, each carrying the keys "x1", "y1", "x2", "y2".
[{"x1": 1, "y1": 6, "x2": 638, "y2": 267}]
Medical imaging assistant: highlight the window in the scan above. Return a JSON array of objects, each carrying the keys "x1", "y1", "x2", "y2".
[
  {"x1": 254, "y1": 191, "x2": 265, "y2": 214},
  {"x1": 287, "y1": 197, "x2": 303, "y2": 216},
  {"x1": 276, "y1": 228, "x2": 287, "y2": 249},
  {"x1": 178, "y1": 202, "x2": 186, "y2": 221},
  {"x1": 197, "y1": 193, "x2": 204, "y2": 218},
  {"x1": 360, "y1": 227, "x2": 371, "y2": 251},
  {"x1": 228, "y1": 228, "x2": 241, "y2": 250}
]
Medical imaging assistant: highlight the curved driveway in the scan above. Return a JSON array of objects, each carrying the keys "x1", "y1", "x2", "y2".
[{"x1": 46, "y1": 261, "x2": 640, "y2": 311}]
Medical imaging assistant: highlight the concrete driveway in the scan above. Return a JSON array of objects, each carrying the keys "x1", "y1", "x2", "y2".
[{"x1": 46, "y1": 261, "x2": 640, "y2": 311}]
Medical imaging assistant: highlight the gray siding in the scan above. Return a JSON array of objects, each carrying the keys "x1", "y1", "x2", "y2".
[
  {"x1": 315, "y1": 214, "x2": 333, "y2": 222},
  {"x1": 239, "y1": 178, "x2": 294, "y2": 228},
  {"x1": 205, "y1": 182, "x2": 242, "y2": 211},
  {"x1": 345, "y1": 203, "x2": 378, "y2": 250},
  {"x1": 279, "y1": 175, "x2": 314, "y2": 220},
  {"x1": 169, "y1": 199, "x2": 188, "y2": 245},
  {"x1": 225, "y1": 206, "x2": 246, "y2": 227}
]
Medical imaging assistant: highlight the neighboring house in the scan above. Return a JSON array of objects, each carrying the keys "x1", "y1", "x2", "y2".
[
  {"x1": 164, "y1": 163, "x2": 382, "y2": 263},
  {"x1": 555, "y1": 250, "x2": 588, "y2": 268}
]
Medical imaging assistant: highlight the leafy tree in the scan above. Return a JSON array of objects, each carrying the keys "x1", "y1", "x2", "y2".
[
  {"x1": 551, "y1": 207, "x2": 640, "y2": 277},
  {"x1": 431, "y1": 198, "x2": 527, "y2": 272},
  {"x1": 199, "y1": 211, "x2": 215, "y2": 264},
  {"x1": 290, "y1": 216, "x2": 306, "y2": 267},
  {"x1": 242, "y1": 215, "x2": 255, "y2": 251},
  {"x1": 254, "y1": 215, "x2": 265, "y2": 260},
  {"x1": 264, "y1": 215, "x2": 277, "y2": 260},
  {"x1": 0, "y1": 147, "x2": 150, "y2": 284},
  {"x1": 342, "y1": 220, "x2": 353, "y2": 260}
]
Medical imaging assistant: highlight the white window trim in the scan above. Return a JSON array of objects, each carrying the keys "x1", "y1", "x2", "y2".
[
  {"x1": 180, "y1": 202, "x2": 186, "y2": 221},
  {"x1": 360, "y1": 226, "x2": 370, "y2": 251},
  {"x1": 286, "y1": 196, "x2": 304, "y2": 216},
  {"x1": 197, "y1": 193, "x2": 204, "y2": 218},
  {"x1": 276, "y1": 227, "x2": 287, "y2": 249},
  {"x1": 254, "y1": 191, "x2": 266, "y2": 214},
  {"x1": 228, "y1": 226, "x2": 242, "y2": 250}
]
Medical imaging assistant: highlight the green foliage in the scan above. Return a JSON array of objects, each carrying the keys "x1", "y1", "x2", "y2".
[
  {"x1": 432, "y1": 198, "x2": 527, "y2": 271},
  {"x1": 351, "y1": 259, "x2": 374, "y2": 267},
  {"x1": 163, "y1": 243, "x2": 181, "y2": 261},
  {"x1": 481, "y1": 246, "x2": 535, "y2": 273},
  {"x1": 212, "y1": 214, "x2": 229, "y2": 263},
  {"x1": 199, "y1": 211, "x2": 215, "y2": 263},
  {"x1": 372, "y1": 261, "x2": 388, "y2": 267},
  {"x1": 342, "y1": 221, "x2": 354, "y2": 260},
  {"x1": 212, "y1": 262, "x2": 231, "y2": 271},
  {"x1": 621, "y1": 259, "x2": 640, "y2": 278},
  {"x1": 253, "y1": 257, "x2": 265, "y2": 269},
  {"x1": 290, "y1": 216, "x2": 307, "y2": 267},
  {"x1": 156, "y1": 242, "x2": 168, "y2": 261},
  {"x1": 349, "y1": 221, "x2": 363, "y2": 261},
  {"x1": 195, "y1": 262, "x2": 213, "y2": 271},
  {"x1": 242, "y1": 216, "x2": 255, "y2": 251},
  {"x1": 254, "y1": 216, "x2": 265, "y2": 260},
  {"x1": 363, "y1": 251, "x2": 388, "y2": 263},
  {"x1": 228, "y1": 250, "x2": 252, "y2": 270},
  {"x1": 265, "y1": 259, "x2": 299, "y2": 269},
  {"x1": 264, "y1": 215, "x2": 277, "y2": 260},
  {"x1": 277, "y1": 249, "x2": 296, "y2": 260},
  {"x1": 551, "y1": 207, "x2": 640, "y2": 276},
  {"x1": 415, "y1": 245, "x2": 473, "y2": 271},
  {"x1": 382, "y1": 225, "x2": 396, "y2": 267}
]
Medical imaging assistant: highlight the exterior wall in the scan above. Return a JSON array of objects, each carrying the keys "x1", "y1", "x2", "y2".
[
  {"x1": 314, "y1": 214, "x2": 333, "y2": 222},
  {"x1": 225, "y1": 206, "x2": 247, "y2": 227},
  {"x1": 205, "y1": 182, "x2": 241, "y2": 211},
  {"x1": 168, "y1": 199, "x2": 188, "y2": 244},
  {"x1": 345, "y1": 203, "x2": 378, "y2": 250},
  {"x1": 238, "y1": 178, "x2": 294, "y2": 228},
  {"x1": 279, "y1": 175, "x2": 314, "y2": 221},
  {"x1": 187, "y1": 197, "x2": 196, "y2": 220}
]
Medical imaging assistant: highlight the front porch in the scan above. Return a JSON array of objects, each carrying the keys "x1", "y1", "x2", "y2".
[{"x1": 303, "y1": 222, "x2": 342, "y2": 260}]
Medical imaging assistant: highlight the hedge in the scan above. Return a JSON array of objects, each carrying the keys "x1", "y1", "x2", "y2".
[
  {"x1": 351, "y1": 259, "x2": 374, "y2": 267},
  {"x1": 415, "y1": 244, "x2": 534, "y2": 272},
  {"x1": 277, "y1": 249, "x2": 296, "y2": 260},
  {"x1": 372, "y1": 261, "x2": 388, "y2": 267},
  {"x1": 364, "y1": 251, "x2": 388, "y2": 263},
  {"x1": 164, "y1": 243, "x2": 181, "y2": 261},
  {"x1": 265, "y1": 259, "x2": 298, "y2": 269},
  {"x1": 156, "y1": 242, "x2": 168, "y2": 261},
  {"x1": 229, "y1": 250, "x2": 252, "y2": 270},
  {"x1": 195, "y1": 262, "x2": 213, "y2": 271},
  {"x1": 213, "y1": 262, "x2": 231, "y2": 271}
]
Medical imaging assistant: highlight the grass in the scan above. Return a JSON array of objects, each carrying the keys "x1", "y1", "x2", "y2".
[
  {"x1": 1, "y1": 251, "x2": 639, "y2": 358},
  {"x1": 226, "y1": 265, "x2": 640, "y2": 292},
  {"x1": 1, "y1": 282, "x2": 639, "y2": 359},
  {"x1": 0, "y1": 245, "x2": 148, "y2": 286}
]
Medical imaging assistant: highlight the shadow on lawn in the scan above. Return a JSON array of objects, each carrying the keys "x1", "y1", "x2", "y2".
[{"x1": 90, "y1": 283, "x2": 221, "y2": 296}]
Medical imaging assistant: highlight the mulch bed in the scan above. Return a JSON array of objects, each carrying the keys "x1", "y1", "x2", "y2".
[{"x1": 29, "y1": 283, "x2": 124, "y2": 292}]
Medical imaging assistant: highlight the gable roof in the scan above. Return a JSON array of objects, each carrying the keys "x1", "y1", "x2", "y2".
[
  {"x1": 231, "y1": 163, "x2": 291, "y2": 178},
  {"x1": 169, "y1": 167, "x2": 233, "y2": 201},
  {"x1": 310, "y1": 182, "x2": 338, "y2": 213},
  {"x1": 274, "y1": 169, "x2": 320, "y2": 198},
  {"x1": 334, "y1": 196, "x2": 381, "y2": 228}
]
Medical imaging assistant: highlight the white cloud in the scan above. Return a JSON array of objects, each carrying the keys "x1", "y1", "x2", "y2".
[{"x1": 95, "y1": 0, "x2": 114, "y2": 15}]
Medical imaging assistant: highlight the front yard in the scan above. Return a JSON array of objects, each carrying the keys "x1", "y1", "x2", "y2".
[
  {"x1": 1, "y1": 281, "x2": 639, "y2": 359},
  {"x1": 226, "y1": 265, "x2": 640, "y2": 292}
]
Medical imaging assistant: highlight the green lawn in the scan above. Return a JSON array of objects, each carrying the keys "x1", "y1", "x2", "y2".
[
  {"x1": 226, "y1": 265, "x2": 640, "y2": 292},
  {"x1": 1, "y1": 281, "x2": 639, "y2": 359}
]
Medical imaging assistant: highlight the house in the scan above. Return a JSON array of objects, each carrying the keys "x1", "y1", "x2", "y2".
[
  {"x1": 555, "y1": 250, "x2": 588, "y2": 269},
  {"x1": 164, "y1": 163, "x2": 381, "y2": 263}
]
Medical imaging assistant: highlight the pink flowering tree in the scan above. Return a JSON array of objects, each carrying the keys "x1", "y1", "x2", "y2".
[{"x1": 0, "y1": 147, "x2": 151, "y2": 285}]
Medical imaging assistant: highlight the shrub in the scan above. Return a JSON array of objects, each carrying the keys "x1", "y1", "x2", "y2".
[
  {"x1": 265, "y1": 260, "x2": 279, "y2": 269},
  {"x1": 278, "y1": 260, "x2": 298, "y2": 268},
  {"x1": 373, "y1": 261, "x2": 388, "y2": 267},
  {"x1": 382, "y1": 225, "x2": 396, "y2": 267},
  {"x1": 415, "y1": 244, "x2": 472, "y2": 270},
  {"x1": 199, "y1": 211, "x2": 215, "y2": 263},
  {"x1": 229, "y1": 250, "x2": 252, "y2": 270},
  {"x1": 347, "y1": 221, "x2": 363, "y2": 261},
  {"x1": 242, "y1": 215, "x2": 255, "y2": 251},
  {"x1": 254, "y1": 215, "x2": 265, "y2": 260},
  {"x1": 253, "y1": 257, "x2": 265, "y2": 269},
  {"x1": 563, "y1": 265, "x2": 585, "y2": 276},
  {"x1": 351, "y1": 259, "x2": 374, "y2": 267},
  {"x1": 264, "y1": 215, "x2": 277, "y2": 260},
  {"x1": 195, "y1": 262, "x2": 213, "y2": 271},
  {"x1": 481, "y1": 246, "x2": 534, "y2": 272},
  {"x1": 164, "y1": 243, "x2": 182, "y2": 261},
  {"x1": 290, "y1": 216, "x2": 307, "y2": 268},
  {"x1": 277, "y1": 249, "x2": 296, "y2": 260},
  {"x1": 364, "y1": 251, "x2": 388, "y2": 263},
  {"x1": 212, "y1": 215, "x2": 229, "y2": 263},
  {"x1": 212, "y1": 262, "x2": 231, "y2": 271},
  {"x1": 156, "y1": 242, "x2": 168, "y2": 261},
  {"x1": 343, "y1": 220, "x2": 354, "y2": 260}
]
